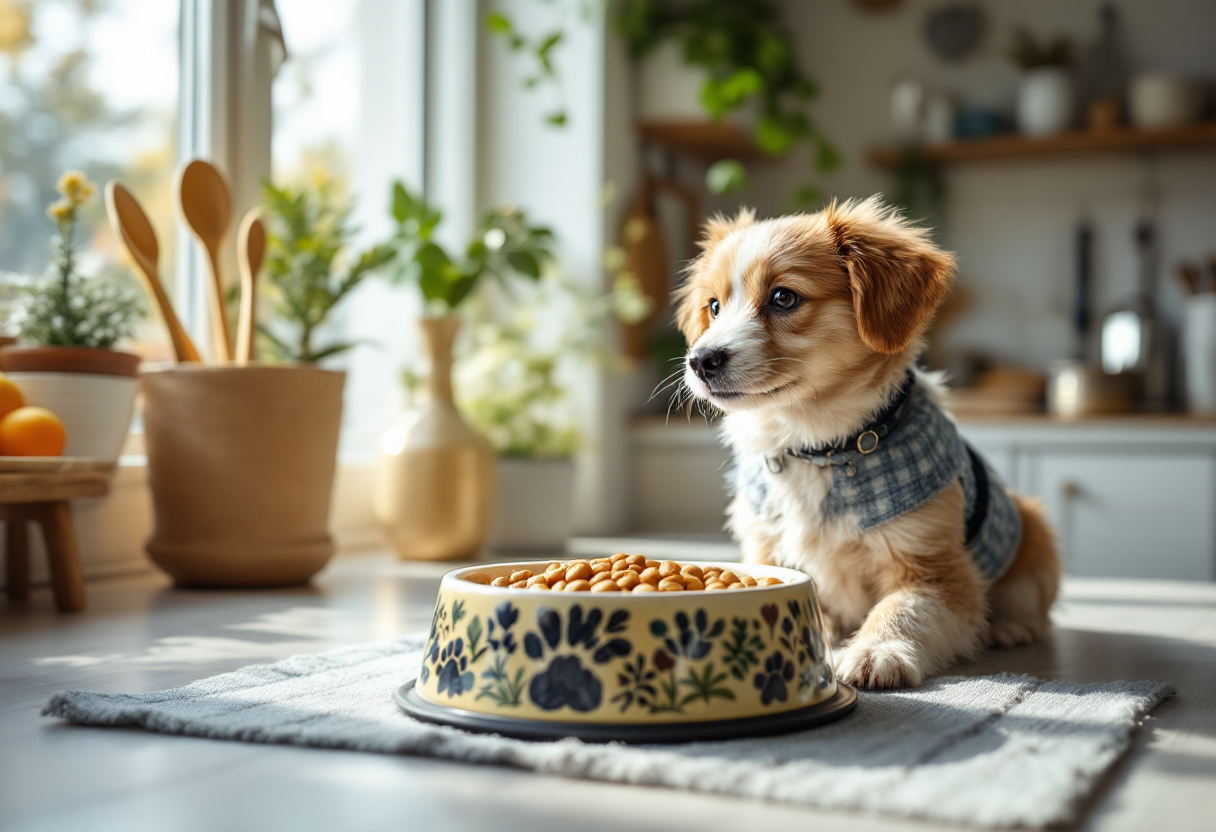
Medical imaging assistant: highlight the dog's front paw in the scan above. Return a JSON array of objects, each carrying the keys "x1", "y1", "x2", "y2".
[{"x1": 835, "y1": 640, "x2": 923, "y2": 689}]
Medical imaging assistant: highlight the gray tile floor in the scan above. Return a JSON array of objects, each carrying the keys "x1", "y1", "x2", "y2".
[{"x1": 2, "y1": 553, "x2": 1214, "y2": 832}]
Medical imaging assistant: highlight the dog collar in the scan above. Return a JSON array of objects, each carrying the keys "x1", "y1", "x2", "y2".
[{"x1": 765, "y1": 371, "x2": 917, "y2": 476}]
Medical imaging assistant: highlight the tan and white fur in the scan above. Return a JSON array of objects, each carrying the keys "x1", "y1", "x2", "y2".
[{"x1": 674, "y1": 197, "x2": 1060, "y2": 689}]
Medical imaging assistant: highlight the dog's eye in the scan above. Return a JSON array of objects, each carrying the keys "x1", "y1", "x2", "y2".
[
  {"x1": 770, "y1": 288, "x2": 801, "y2": 311},
  {"x1": 709, "y1": 299, "x2": 720, "y2": 317}
]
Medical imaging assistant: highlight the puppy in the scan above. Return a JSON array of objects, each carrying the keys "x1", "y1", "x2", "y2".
[{"x1": 674, "y1": 196, "x2": 1060, "y2": 690}]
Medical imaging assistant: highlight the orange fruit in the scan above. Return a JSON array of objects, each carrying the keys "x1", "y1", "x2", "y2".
[
  {"x1": 0, "y1": 406, "x2": 67, "y2": 456},
  {"x1": 0, "y1": 373, "x2": 24, "y2": 421}
]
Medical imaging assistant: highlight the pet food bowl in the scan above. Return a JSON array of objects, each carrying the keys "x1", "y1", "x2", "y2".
[{"x1": 396, "y1": 561, "x2": 857, "y2": 742}]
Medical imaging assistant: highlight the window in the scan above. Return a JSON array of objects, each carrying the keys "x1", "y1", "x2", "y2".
[
  {"x1": 0, "y1": 0, "x2": 179, "y2": 358},
  {"x1": 272, "y1": 0, "x2": 425, "y2": 453},
  {"x1": 2, "y1": 0, "x2": 429, "y2": 452}
]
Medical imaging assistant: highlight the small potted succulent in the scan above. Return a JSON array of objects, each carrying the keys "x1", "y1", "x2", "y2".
[
  {"x1": 0, "y1": 171, "x2": 143, "y2": 461},
  {"x1": 375, "y1": 182, "x2": 557, "y2": 561},
  {"x1": 140, "y1": 179, "x2": 394, "y2": 587},
  {"x1": 1010, "y1": 28, "x2": 1075, "y2": 137}
]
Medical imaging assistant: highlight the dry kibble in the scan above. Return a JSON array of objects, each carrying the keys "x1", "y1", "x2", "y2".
[
  {"x1": 466, "y1": 556, "x2": 786, "y2": 593},
  {"x1": 565, "y1": 562, "x2": 593, "y2": 582},
  {"x1": 616, "y1": 572, "x2": 641, "y2": 591}
]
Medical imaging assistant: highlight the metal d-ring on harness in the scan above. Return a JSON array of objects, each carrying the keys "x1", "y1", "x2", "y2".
[{"x1": 763, "y1": 371, "x2": 917, "y2": 479}]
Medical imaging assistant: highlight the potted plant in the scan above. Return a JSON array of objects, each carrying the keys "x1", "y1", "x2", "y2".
[
  {"x1": 139, "y1": 179, "x2": 394, "y2": 587},
  {"x1": 453, "y1": 273, "x2": 648, "y2": 552},
  {"x1": 1010, "y1": 28, "x2": 1075, "y2": 137},
  {"x1": 375, "y1": 182, "x2": 557, "y2": 561},
  {"x1": 0, "y1": 171, "x2": 143, "y2": 462}
]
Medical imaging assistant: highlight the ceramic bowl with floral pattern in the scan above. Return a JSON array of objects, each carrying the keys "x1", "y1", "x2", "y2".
[{"x1": 397, "y1": 561, "x2": 857, "y2": 741}]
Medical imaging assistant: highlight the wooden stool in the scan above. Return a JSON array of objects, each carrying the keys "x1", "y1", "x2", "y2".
[{"x1": 1, "y1": 459, "x2": 112, "y2": 612}]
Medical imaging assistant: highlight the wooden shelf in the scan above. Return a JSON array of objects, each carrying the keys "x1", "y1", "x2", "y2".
[
  {"x1": 868, "y1": 121, "x2": 1216, "y2": 167},
  {"x1": 636, "y1": 120, "x2": 762, "y2": 162}
]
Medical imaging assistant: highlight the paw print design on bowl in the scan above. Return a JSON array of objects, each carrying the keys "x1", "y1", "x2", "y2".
[
  {"x1": 524, "y1": 605, "x2": 631, "y2": 712},
  {"x1": 754, "y1": 650, "x2": 796, "y2": 705}
]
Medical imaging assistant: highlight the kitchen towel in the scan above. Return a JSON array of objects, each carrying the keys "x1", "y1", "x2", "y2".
[{"x1": 43, "y1": 635, "x2": 1172, "y2": 828}]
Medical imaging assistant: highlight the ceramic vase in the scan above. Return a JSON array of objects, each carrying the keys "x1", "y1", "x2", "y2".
[
  {"x1": 376, "y1": 317, "x2": 495, "y2": 561},
  {"x1": 1017, "y1": 68, "x2": 1075, "y2": 137},
  {"x1": 141, "y1": 364, "x2": 345, "y2": 587},
  {"x1": 0, "y1": 346, "x2": 140, "y2": 462}
]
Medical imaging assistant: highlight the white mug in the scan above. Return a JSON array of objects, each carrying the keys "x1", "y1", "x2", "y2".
[{"x1": 1130, "y1": 73, "x2": 1204, "y2": 129}]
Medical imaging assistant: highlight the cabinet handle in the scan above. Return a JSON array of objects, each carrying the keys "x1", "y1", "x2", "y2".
[{"x1": 1061, "y1": 481, "x2": 1081, "y2": 499}]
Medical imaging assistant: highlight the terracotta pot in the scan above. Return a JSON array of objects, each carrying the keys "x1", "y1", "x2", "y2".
[
  {"x1": 375, "y1": 317, "x2": 495, "y2": 561},
  {"x1": 141, "y1": 364, "x2": 345, "y2": 587},
  {"x1": 0, "y1": 346, "x2": 140, "y2": 461}
]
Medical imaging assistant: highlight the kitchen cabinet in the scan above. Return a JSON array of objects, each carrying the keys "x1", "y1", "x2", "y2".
[
  {"x1": 963, "y1": 419, "x2": 1216, "y2": 581},
  {"x1": 630, "y1": 415, "x2": 1216, "y2": 581}
]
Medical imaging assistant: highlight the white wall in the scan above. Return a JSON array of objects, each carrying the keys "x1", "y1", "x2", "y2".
[{"x1": 729, "y1": 0, "x2": 1216, "y2": 372}]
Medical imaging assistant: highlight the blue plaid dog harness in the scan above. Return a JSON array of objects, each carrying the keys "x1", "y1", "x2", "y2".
[{"x1": 736, "y1": 373, "x2": 1022, "y2": 582}]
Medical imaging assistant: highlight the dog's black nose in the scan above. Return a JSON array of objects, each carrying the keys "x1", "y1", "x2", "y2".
[{"x1": 689, "y1": 347, "x2": 729, "y2": 381}]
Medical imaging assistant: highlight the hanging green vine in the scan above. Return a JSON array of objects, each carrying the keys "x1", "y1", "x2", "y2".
[
  {"x1": 486, "y1": 0, "x2": 839, "y2": 205},
  {"x1": 615, "y1": 0, "x2": 840, "y2": 203}
]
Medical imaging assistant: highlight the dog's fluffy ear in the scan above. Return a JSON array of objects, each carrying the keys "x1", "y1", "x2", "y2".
[
  {"x1": 673, "y1": 209, "x2": 756, "y2": 344},
  {"x1": 824, "y1": 196, "x2": 955, "y2": 354}
]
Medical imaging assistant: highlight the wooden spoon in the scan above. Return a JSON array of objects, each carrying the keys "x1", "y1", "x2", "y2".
[
  {"x1": 105, "y1": 181, "x2": 201, "y2": 363},
  {"x1": 235, "y1": 208, "x2": 266, "y2": 366},
  {"x1": 177, "y1": 159, "x2": 234, "y2": 362}
]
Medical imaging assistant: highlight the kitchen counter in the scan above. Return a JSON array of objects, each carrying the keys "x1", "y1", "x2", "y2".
[{"x1": 2, "y1": 551, "x2": 1214, "y2": 832}]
